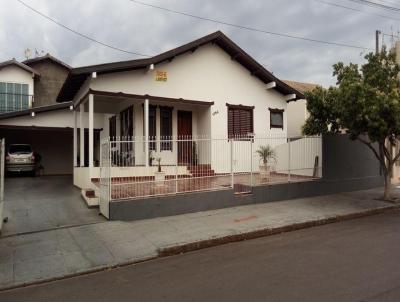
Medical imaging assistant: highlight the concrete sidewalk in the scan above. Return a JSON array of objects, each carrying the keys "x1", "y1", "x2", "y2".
[{"x1": 0, "y1": 187, "x2": 396, "y2": 290}]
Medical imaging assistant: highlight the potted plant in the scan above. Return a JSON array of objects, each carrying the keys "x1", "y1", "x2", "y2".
[
  {"x1": 256, "y1": 145, "x2": 276, "y2": 179},
  {"x1": 154, "y1": 157, "x2": 165, "y2": 186},
  {"x1": 149, "y1": 151, "x2": 155, "y2": 166}
]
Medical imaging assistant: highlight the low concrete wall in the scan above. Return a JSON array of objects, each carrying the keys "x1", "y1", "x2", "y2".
[{"x1": 110, "y1": 134, "x2": 384, "y2": 221}]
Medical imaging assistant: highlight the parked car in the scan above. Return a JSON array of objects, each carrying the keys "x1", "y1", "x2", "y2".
[{"x1": 5, "y1": 144, "x2": 36, "y2": 176}]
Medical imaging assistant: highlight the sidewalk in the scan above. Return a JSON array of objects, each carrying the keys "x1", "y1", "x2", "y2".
[{"x1": 0, "y1": 187, "x2": 396, "y2": 290}]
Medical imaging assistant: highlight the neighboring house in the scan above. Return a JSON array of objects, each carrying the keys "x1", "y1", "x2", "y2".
[
  {"x1": 0, "y1": 54, "x2": 73, "y2": 175},
  {"x1": 0, "y1": 59, "x2": 39, "y2": 112},
  {"x1": 23, "y1": 54, "x2": 71, "y2": 107},
  {"x1": 284, "y1": 80, "x2": 318, "y2": 137}
]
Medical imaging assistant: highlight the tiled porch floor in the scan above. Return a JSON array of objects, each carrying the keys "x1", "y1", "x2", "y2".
[{"x1": 107, "y1": 172, "x2": 318, "y2": 200}]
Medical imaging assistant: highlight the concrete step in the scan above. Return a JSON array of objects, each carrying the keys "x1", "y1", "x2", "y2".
[{"x1": 81, "y1": 189, "x2": 99, "y2": 208}]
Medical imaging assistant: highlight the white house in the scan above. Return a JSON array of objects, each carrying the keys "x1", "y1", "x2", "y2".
[
  {"x1": 53, "y1": 31, "x2": 305, "y2": 189},
  {"x1": 0, "y1": 32, "x2": 324, "y2": 214}
]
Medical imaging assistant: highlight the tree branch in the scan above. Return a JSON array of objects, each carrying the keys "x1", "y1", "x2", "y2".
[{"x1": 357, "y1": 137, "x2": 386, "y2": 170}]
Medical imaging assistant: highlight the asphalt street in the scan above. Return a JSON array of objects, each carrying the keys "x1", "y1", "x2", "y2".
[{"x1": 2, "y1": 210, "x2": 400, "y2": 302}]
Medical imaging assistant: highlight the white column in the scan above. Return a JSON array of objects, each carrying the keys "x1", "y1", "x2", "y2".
[
  {"x1": 144, "y1": 98, "x2": 149, "y2": 167},
  {"x1": 89, "y1": 94, "x2": 94, "y2": 169},
  {"x1": 80, "y1": 104, "x2": 85, "y2": 167},
  {"x1": 73, "y1": 110, "x2": 77, "y2": 167}
]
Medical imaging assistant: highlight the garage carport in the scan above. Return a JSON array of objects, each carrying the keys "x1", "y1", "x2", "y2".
[
  {"x1": 0, "y1": 125, "x2": 73, "y2": 175},
  {"x1": 0, "y1": 103, "x2": 104, "y2": 236}
]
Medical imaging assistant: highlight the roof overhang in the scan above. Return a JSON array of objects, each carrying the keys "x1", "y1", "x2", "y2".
[
  {"x1": 76, "y1": 89, "x2": 214, "y2": 108},
  {"x1": 0, "y1": 102, "x2": 72, "y2": 121}
]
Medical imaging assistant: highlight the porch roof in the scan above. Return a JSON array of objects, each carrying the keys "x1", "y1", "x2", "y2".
[{"x1": 76, "y1": 89, "x2": 214, "y2": 108}]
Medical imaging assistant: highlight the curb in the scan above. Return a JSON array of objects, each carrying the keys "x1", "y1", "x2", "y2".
[
  {"x1": 0, "y1": 205, "x2": 397, "y2": 292},
  {"x1": 159, "y1": 205, "x2": 398, "y2": 257}
]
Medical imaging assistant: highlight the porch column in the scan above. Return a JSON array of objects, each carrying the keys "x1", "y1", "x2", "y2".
[
  {"x1": 79, "y1": 104, "x2": 85, "y2": 167},
  {"x1": 89, "y1": 94, "x2": 94, "y2": 169},
  {"x1": 73, "y1": 109, "x2": 77, "y2": 167},
  {"x1": 144, "y1": 98, "x2": 149, "y2": 167}
]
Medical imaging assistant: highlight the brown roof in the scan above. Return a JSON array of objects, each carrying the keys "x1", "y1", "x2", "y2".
[
  {"x1": 0, "y1": 59, "x2": 40, "y2": 77},
  {"x1": 57, "y1": 31, "x2": 304, "y2": 102},
  {"x1": 283, "y1": 80, "x2": 318, "y2": 94},
  {"x1": 23, "y1": 53, "x2": 72, "y2": 70},
  {"x1": 0, "y1": 102, "x2": 72, "y2": 121}
]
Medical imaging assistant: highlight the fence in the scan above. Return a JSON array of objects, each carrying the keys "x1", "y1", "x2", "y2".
[
  {"x1": 99, "y1": 134, "x2": 322, "y2": 205},
  {"x1": 0, "y1": 139, "x2": 5, "y2": 233}
]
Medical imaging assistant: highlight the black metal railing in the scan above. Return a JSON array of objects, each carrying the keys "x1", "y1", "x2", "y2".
[{"x1": 0, "y1": 93, "x2": 33, "y2": 113}]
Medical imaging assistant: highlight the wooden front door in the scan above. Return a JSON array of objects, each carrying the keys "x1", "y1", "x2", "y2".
[{"x1": 178, "y1": 110, "x2": 192, "y2": 164}]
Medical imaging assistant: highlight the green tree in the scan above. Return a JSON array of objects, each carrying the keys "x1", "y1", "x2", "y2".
[{"x1": 303, "y1": 48, "x2": 400, "y2": 200}]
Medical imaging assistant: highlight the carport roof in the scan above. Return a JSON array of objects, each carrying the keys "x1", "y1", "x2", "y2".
[{"x1": 0, "y1": 102, "x2": 72, "y2": 120}]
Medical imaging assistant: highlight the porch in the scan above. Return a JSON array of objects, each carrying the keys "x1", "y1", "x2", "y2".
[{"x1": 72, "y1": 90, "x2": 213, "y2": 191}]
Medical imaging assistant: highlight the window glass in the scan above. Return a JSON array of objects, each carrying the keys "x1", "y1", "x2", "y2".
[{"x1": 270, "y1": 110, "x2": 284, "y2": 129}]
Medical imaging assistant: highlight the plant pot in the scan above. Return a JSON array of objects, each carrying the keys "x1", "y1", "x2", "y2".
[
  {"x1": 154, "y1": 171, "x2": 166, "y2": 186},
  {"x1": 259, "y1": 164, "x2": 270, "y2": 179}
]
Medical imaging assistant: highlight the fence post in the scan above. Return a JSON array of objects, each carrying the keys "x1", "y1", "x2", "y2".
[
  {"x1": 230, "y1": 138, "x2": 234, "y2": 189},
  {"x1": 250, "y1": 139, "x2": 253, "y2": 187},
  {"x1": 175, "y1": 136, "x2": 178, "y2": 194},
  {"x1": 108, "y1": 140, "x2": 112, "y2": 203},
  {"x1": 288, "y1": 137, "x2": 291, "y2": 182}
]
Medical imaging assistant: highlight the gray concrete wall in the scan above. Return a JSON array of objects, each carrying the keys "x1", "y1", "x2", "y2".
[
  {"x1": 110, "y1": 134, "x2": 384, "y2": 221},
  {"x1": 27, "y1": 60, "x2": 69, "y2": 107}
]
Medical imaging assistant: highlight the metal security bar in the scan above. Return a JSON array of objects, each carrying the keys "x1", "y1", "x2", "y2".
[
  {"x1": 0, "y1": 93, "x2": 33, "y2": 113},
  {"x1": 99, "y1": 134, "x2": 322, "y2": 202}
]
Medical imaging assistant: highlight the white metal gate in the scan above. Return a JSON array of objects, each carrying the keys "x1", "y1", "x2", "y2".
[
  {"x1": 0, "y1": 139, "x2": 5, "y2": 232},
  {"x1": 232, "y1": 138, "x2": 253, "y2": 194},
  {"x1": 99, "y1": 140, "x2": 111, "y2": 219}
]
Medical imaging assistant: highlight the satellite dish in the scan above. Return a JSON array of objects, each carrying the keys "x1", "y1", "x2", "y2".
[{"x1": 24, "y1": 48, "x2": 31, "y2": 60}]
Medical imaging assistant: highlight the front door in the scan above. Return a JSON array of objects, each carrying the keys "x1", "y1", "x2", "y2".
[{"x1": 178, "y1": 110, "x2": 192, "y2": 164}]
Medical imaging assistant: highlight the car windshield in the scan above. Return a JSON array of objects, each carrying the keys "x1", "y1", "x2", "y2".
[{"x1": 9, "y1": 145, "x2": 32, "y2": 154}]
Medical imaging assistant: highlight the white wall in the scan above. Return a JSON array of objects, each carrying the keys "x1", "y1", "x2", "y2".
[
  {"x1": 74, "y1": 43, "x2": 292, "y2": 174},
  {"x1": 87, "y1": 44, "x2": 288, "y2": 137},
  {"x1": 0, "y1": 65, "x2": 34, "y2": 96},
  {"x1": 287, "y1": 99, "x2": 308, "y2": 138}
]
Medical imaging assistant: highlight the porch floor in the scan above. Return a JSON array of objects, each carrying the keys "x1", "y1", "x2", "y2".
[{"x1": 100, "y1": 172, "x2": 318, "y2": 200}]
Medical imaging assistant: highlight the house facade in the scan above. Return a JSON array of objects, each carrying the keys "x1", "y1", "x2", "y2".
[
  {"x1": 0, "y1": 55, "x2": 74, "y2": 175},
  {"x1": 55, "y1": 31, "x2": 304, "y2": 190}
]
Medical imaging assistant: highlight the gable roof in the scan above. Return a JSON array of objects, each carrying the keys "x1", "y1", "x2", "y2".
[
  {"x1": 57, "y1": 31, "x2": 304, "y2": 102},
  {"x1": 283, "y1": 80, "x2": 318, "y2": 94},
  {"x1": 23, "y1": 53, "x2": 72, "y2": 70},
  {"x1": 0, "y1": 59, "x2": 40, "y2": 78}
]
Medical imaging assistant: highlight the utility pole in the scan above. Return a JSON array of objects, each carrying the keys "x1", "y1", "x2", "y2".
[{"x1": 376, "y1": 30, "x2": 381, "y2": 54}]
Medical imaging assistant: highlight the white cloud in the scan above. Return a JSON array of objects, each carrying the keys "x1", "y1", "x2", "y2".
[{"x1": 1, "y1": 0, "x2": 398, "y2": 86}]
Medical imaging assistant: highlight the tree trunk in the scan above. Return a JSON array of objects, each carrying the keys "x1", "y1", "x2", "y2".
[{"x1": 383, "y1": 172, "x2": 391, "y2": 200}]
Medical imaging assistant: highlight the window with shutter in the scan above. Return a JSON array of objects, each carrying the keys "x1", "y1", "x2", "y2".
[
  {"x1": 160, "y1": 106, "x2": 173, "y2": 151},
  {"x1": 227, "y1": 104, "x2": 254, "y2": 138},
  {"x1": 269, "y1": 108, "x2": 284, "y2": 129}
]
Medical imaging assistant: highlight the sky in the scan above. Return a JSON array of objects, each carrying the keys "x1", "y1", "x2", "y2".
[{"x1": 1, "y1": 0, "x2": 400, "y2": 87}]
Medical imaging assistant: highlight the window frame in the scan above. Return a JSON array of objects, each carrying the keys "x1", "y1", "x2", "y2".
[
  {"x1": 143, "y1": 105, "x2": 157, "y2": 151},
  {"x1": 268, "y1": 107, "x2": 284, "y2": 129}
]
